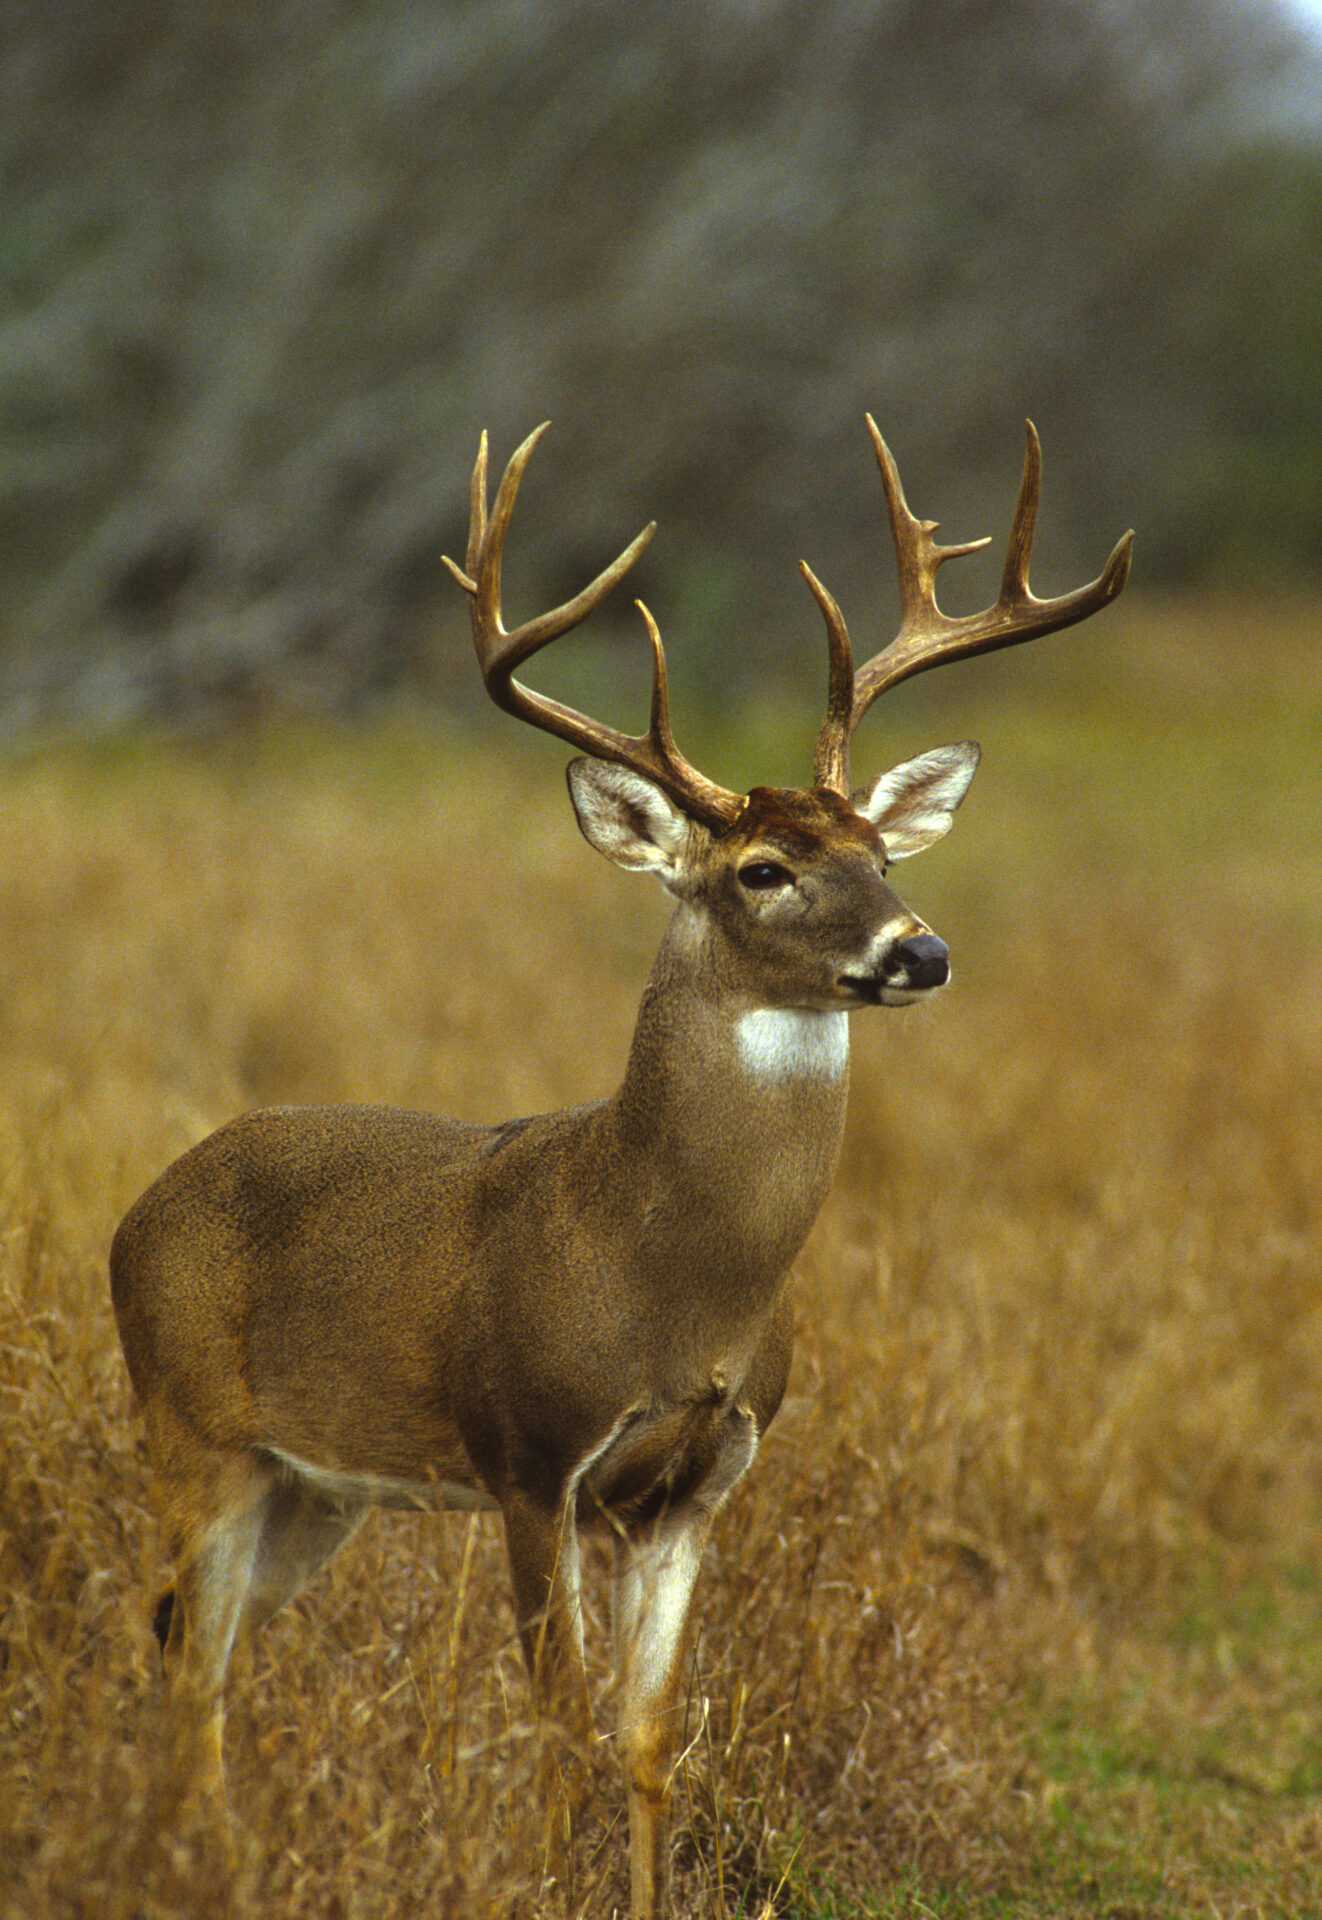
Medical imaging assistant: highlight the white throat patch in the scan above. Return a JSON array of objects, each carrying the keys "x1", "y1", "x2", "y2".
[{"x1": 735, "y1": 1009, "x2": 849, "y2": 1082}]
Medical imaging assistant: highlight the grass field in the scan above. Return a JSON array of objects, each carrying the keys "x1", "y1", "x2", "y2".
[{"x1": 2, "y1": 597, "x2": 1319, "y2": 1917}]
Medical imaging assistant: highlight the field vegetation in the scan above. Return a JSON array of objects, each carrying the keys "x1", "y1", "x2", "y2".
[{"x1": 1, "y1": 598, "x2": 1320, "y2": 1917}]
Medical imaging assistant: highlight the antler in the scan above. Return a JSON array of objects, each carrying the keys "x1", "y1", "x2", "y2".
[
  {"x1": 443, "y1": 424, "x2": 743, "y2": 831},
  {"x1": 809, "y1": 417, "x2": 1134, "y2": 794}
]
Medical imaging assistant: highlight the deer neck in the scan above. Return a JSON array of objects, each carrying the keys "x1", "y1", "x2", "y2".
[{"x1": 610, "y1": 903, "x2": 850, "y2": 1285}]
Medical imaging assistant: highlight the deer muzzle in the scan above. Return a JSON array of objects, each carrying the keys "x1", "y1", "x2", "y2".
[{"x1": 840, "y1": 930, "x2": 950, "y2": 1003}]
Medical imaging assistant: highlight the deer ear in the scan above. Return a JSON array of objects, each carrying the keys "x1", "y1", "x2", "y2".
[
  {"x1": 854, "y1": 741, "x2": 981, "y2": 858},
  {"x1": 567, "y1": 758, "x2": 693, "y2": 882}
]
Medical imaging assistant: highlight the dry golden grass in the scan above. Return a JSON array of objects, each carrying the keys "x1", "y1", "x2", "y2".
[{"x1": 2, "y1": 599, "x2": 1320, "y2": 1917}]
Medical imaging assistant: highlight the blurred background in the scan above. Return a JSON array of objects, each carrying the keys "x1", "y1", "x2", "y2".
[{"x1": 1, "y1": 0, "x2": 1320, "y2": 737}]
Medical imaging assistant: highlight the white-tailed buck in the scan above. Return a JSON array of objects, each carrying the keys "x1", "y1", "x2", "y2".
[{"x1": 111, "y1": 417, "x2": 1130, "y2": 1917}]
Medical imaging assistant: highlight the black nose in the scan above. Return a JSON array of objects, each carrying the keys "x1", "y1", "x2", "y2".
[{"x1": 894, "y1": 932, "x2": 949, "y2": 989}]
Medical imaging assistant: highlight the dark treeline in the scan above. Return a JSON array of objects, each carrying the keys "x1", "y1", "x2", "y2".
[{"x1": 0, "y1": 0, "x2": 1317, "y2": 726}]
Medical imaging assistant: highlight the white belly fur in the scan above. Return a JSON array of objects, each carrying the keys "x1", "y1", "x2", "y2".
[{"x1": 267, "y1": 1447, "x2": 498, "y2": 1513}]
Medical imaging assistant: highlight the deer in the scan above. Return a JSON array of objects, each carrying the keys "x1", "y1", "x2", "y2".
[{"x1": 110, "y1": 415, "x2": 1131, "y2": 1918}]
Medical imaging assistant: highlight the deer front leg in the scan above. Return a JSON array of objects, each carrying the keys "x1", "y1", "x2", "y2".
[
  {"x1": 612, "y1": 1511, "x2": 712, "y2": 1920},
  {"x1": 502, "y1": 1490, "x2": 597, "y2": 1903}
]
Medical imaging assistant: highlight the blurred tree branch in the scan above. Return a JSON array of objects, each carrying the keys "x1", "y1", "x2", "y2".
[{"x1": 0, "y1": 0, "x2": 1315, "y2": 726}]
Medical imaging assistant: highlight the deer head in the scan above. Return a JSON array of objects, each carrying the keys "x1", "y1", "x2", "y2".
[{"x1": 443, "y1": 420, "x2": 1132, "y2": 1009}]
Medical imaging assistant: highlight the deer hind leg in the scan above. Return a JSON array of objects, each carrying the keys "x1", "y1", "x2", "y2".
[
  {"x1": 147, "y1": 1448, "x2": 370, "y2": 1862},
  {"x1": 155, "y1": 1452, "x2": 279, "y2": 1817},
  {"x1": 612, "y1": 1512, "x2": 712, "y2": 1920}
]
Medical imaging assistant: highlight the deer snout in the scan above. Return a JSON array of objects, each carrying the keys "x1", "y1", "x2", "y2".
[
  {"x1": 838, "y1": 926, "x2": 951, "y2": 1003},
  {"x1": 891, "y1": 931, "x2": 949, "y2": 989}
]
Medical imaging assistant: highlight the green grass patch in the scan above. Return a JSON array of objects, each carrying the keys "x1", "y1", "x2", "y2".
[{"x1": 1016, "y1": 1564, "x2": 1322, "y2": 1917}]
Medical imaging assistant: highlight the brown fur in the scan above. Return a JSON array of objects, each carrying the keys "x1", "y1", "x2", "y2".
[{"x1": 109, "y1": 752, "x2": 962, "y2": 1920}]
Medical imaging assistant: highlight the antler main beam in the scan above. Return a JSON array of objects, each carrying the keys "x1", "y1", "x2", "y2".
[
  {"x1": 811, "y1": 417, "x2": 1134, "y2": 795},
  {"x1": 443, "y1": 424, "x2": 743, "y2": 831},
  {"x1": 446, "y1": 418, "x2": 1132, "y2": 824}
]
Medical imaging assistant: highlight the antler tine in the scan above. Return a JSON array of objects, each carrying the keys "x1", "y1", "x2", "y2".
[
  {"x1": 800, "y1": 562, "x2": 856, "y2": 793},
  {"x1": 443, "y1": 426, "x2": 743, "y2": 831},
  {"x1": 633, "y1": 598, "x2": 681, "y2": 764},
  {"x1": 869, "y1": 415, "x2": 993, "y2": 648},
  {"x1": 999, "y1": 416, "x2": 1042, "y2": 606},
  {"x1": 464, "y1": 427, "x2": 490, "y2": 576},
  {"x1": 844, "y1": 417, "x2": 1134, "y2": 738}
]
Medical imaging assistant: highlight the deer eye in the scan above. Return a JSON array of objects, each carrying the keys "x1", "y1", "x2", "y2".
[{"x1": 738, "y1": 860, "x2": 793, "y2": 891}]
